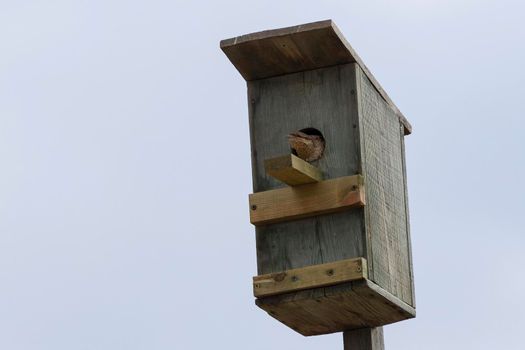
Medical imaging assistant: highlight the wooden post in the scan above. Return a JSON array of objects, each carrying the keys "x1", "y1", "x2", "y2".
[{"x1": 344, "y1": 327, "x2": 384, "y2": 350}]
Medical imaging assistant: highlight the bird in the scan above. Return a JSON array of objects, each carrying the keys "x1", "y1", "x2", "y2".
[{"x1": 287, "y1": 130, "x2": 325, "y2": 162}]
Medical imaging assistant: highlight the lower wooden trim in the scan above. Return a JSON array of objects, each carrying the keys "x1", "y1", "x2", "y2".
[{"x1": 253, "y1": 258, "x2": 367, "y2": 298}]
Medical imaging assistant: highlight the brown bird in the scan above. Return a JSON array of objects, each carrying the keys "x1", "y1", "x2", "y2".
[{"x1": 287, "y1": 130, "x2": 325, "y2": 162}]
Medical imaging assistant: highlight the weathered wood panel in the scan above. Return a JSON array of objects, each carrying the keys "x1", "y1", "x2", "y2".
[
  {"x1": 253, "y1": 257, "x2": 366, "y2": 297},
  {"x1": 249, "y1": 175, "x2": 365, "y2": 226},
  {"x1": 344, "y1": 328, "x2": 384, "y2": 350},
  {"x1": 248, "y1": 64, "x2": 365, "y2": 276},
  {"x1": 256, "y1": 279, "x2": 415, "y2": 336},
  {"x1": 220, "y1": 20, "x2": 353, "y2": 82},
  {"x1": 356, "y1": 66, "x2": 414, "y2": 306},
  {"x1": 400, "y1": 124, "x2": 416, "y2": 308}
]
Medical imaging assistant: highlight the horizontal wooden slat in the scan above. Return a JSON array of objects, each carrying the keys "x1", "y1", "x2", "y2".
[
  {"x1": 264, "y1": 154, "x2": 322, "y2": 186},
  {"x1": 249, "y1": 175, "x2": 365, "y2": 225},
  {"x1": 253, "y1": 258, "x2": 367, "y2": 298}
]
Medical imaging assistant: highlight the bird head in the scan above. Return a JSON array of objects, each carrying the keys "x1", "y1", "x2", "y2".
[{"x1": 287, "y1": 129, "x2": 325, "y2": 162}]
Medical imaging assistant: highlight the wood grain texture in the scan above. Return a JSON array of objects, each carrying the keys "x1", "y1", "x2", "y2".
[
  {"x1": 220, "y1": 20, "x2": 353, "y2": 81},
  {"x1": 253, "y1": 257, "x2": 366, "y2": 297},
  {"x1": 221, "y1": 19, "x2": 412, "y2": 135},
  {"x1": 264, "y1": 154, "x2": 322, "y2": 186},
  {"x1": 356, "y1": 66, "x2": 414, "y2": 306},
  {"x1": 400, "y1": 123, "x2": 416, "y2": 308},
  {"x1": 249, "y1": 175, "x2": 365, "y2": 226},
  {"x1": 255, "y1": 278, "x2": 415, "y2": 336},
  {"x1": 248, "y1": 64, "x2": 366, "y2": 278},
  {"x1": 344, "y1": 328, "x2": 384, "y2": 350}
]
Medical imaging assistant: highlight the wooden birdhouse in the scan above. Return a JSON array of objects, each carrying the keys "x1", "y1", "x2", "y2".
[{"x1": 221, "y1": 20, "x2": 415, "y2": 336}]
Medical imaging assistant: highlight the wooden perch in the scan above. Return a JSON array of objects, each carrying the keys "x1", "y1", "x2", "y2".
[{"x1": 265, "y1": 154, "x2": 322, "y2": 186}]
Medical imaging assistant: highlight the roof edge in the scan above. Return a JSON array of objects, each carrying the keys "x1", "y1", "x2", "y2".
[{"x1": 221, "y1": 20, "x2": 412, "y2": 135}]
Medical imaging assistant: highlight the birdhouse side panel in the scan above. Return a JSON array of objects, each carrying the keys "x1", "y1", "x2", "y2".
[
  {"x1": 247, "y1": 63, "x2": 366, "y2": 275},
  {"x1": 400, "y1": 126, "x2": 415, "y2": 307},
  {"x1": 356, "y1": 67, "x2": 415, "y2": 307}
]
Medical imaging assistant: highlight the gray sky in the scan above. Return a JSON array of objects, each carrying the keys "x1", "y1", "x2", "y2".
[{"x1": 1, "y1": 1, "x2": 524, "y2": 349}]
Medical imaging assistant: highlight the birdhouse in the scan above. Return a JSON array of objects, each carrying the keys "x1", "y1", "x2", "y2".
[{"x1": 221, "y1": 20, "x2": 415, "y2": 336}]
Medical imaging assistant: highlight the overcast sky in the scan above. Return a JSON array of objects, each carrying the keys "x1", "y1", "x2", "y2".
[{"x1": 1, "y1": 1, "x2": 524, "y2": 349}]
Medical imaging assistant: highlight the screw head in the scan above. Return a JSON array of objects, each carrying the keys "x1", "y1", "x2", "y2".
[{"x1": 251, "y1": 204, "x2": 257, "y2": 210}]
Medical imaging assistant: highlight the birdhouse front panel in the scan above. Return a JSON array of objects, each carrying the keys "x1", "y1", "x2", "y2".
[
  {"x1": 249, "y1": 62, "x2": 365, "y2": 270},
  {"x1": 221, "y1": 20, "x2": 415, "y2": 336}
]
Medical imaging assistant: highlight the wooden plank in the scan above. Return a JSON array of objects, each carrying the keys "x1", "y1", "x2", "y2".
[
  {"x1": 221, "y1": 20, "x2": 412, "y2": 135},
  {"x1": 264, "y1": 154, "x2": 322, "y2": 186},
  {"x1": 249, "y1": 175, "x2": 365, "y2": 226},
  {"x1": 255, "y1": 278, "x2": 415, "y2": 336},
  {"x1": 253, "y1": 257, "x2": 366, "y2": 297},
  {"x1": 356, "y1": 66, "x2": 414, "y2": 306},
  {"x1": 400, "y1": 121, "x2": 416, "y2": 308},
  {"x1": 221, "y1": 20, "x2": 354, "y2": 82},
  {"x1": 344, "y1": 328, "x2": 384, "y2": 350}
]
